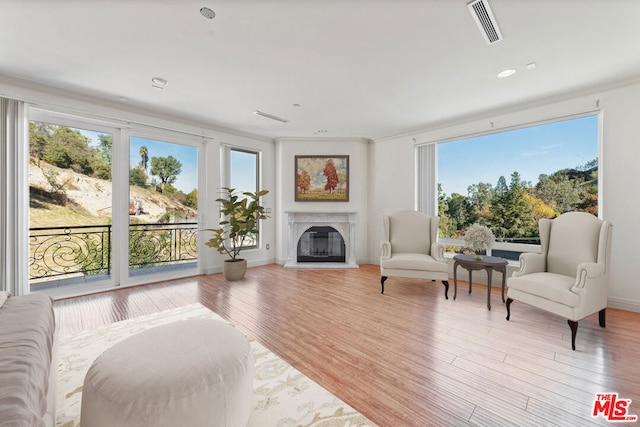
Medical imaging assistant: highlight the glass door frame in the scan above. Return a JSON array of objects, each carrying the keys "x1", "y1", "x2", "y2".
[
  {"x1": 27, "y1": 107, "x2": 122, "y2": 296},
  {"x1": 27, "y1": 108, "x2": 206, "y2": 295},
  {"x1": 119, "y1": 128, "x2": 205, "y2": 288}
]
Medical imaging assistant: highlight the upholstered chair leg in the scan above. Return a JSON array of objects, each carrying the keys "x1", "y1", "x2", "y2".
[
  {"x1": 381, "y1": 276, "x2": 387, "y2": 294},
  {"x1": 506, "y1": 298, "x2": 513, "y2": 320},
  {"x1": 599, "y1": 309, "x2": 606, "y2": 327},
  {"x1": 441, "y1": 280, "x2": 449, "y2": 300},
  {"x1": 568, "y1": 320, "x2": 578, "y2": 351}
]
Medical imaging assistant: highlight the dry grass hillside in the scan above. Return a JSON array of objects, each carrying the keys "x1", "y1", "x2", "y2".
[{"x1": 29, "y1": 161, "x2": 197, "y2": 228}]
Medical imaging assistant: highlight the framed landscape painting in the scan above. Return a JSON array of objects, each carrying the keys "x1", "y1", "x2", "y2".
[{"x1": 295, "y1": 155, "x2": 349, "y2": 201}]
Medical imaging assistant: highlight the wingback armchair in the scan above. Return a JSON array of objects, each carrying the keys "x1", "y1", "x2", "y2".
[
  {"x1": 380, "y1": 210, "x2": 450, "y2": 298},
  {"x1": 506, "y1": 212, "x2": 613, "y2": 350}
]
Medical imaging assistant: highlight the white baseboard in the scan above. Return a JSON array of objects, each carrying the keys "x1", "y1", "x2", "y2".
[{"x1": 607, "y1": 296, "x2": 640, "y2": 313}]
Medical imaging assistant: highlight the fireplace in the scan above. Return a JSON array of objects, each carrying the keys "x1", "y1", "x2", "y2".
[
  {"x1": 285, "y1": 212, "x2": 358, "y2": 268},
  {"x1": 297, "y1": 226, "x2": 345, "y2": 262}
]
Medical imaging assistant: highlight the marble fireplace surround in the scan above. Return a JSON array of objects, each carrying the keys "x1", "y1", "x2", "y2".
[{"x1": 284, "y1": 212, "x2": 358, "y2": 268}]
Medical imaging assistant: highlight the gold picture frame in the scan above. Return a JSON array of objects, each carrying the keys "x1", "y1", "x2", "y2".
[{"x1": 295, "y1": 155, "x2": 349, "y2": 202}]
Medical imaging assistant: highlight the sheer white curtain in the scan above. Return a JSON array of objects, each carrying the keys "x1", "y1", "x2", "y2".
[
  {"x1": 0, "y1": 97, "x2": 28, "y2": 295},
  {"x1": 415, "y1": 143, "x2": 437, "y2": 216}
]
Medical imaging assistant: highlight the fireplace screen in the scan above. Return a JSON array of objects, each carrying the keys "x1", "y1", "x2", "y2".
[{"x1": 297, "y1": 226, "x2": 346, "y2": 263}]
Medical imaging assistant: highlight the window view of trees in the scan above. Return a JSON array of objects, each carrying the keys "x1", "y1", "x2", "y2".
[
  {"x1": 128, "y1": 139, "x2": 198, "y2": 214},
  {"x1": 438, "y1": 161, "x2": 598, "y2": 243},
  {"x1": 29, "y1": 122, "x2": 112, "y2": 180},
  {"x1": 437, "y1": 115, "x2": 598, "y2": 246}
]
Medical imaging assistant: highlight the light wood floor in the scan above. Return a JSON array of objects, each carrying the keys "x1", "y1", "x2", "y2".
[{"x1": 54, "y1": 264, "x2": 640, "y2": 426}]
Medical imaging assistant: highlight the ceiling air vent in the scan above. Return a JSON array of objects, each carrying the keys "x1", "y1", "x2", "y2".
[
  {"x1": 467, "y1": 0, "x2": 503, "y2": 45},
  {"x1": 253, "y1": 110, "x2": 289, "y2": 123}
]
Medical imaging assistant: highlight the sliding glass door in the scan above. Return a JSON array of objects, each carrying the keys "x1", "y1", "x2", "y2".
[
  {"x1": 28, "y1": 120, "x2": 114, "y2": 291},
  {"x1": 127, "y1": 136, "x2": 199, "y2": 278},
  {"x1": 28, "y1": 111, "x2": 203, "y2": 294}
]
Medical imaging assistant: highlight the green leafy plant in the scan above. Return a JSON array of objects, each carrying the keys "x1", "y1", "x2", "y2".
[{"x1": 205, "y1": 187, "x2": 269, "y2": 261}]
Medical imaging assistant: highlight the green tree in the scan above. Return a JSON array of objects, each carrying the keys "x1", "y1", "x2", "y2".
[
  {"x1": 91, "y1": 134, "x2": 113, "y2": 180},
  {"x1": 535, "y1": 174, "x2": 581, "y2": 213},
  {"x1": 184, "y1": 189, "x2": 198, "y2": 208},
  {"x1": 98, "y1": 134, "x2": 112, "y2": 166},
  {"x1": 446, "y1": 193, "x2": 471, "y2": 233},
  {"x1": 437, "y1": 184, "x2": 455, "y2": 238},
  {"x1": 29, "y1": 122, "x2": 51, "y2": 166},
  {"x1": 494, "y1": 175, "x2": 508, "y2": 198},
  {"x1": 129, "y1": 167, "x2": 148, "y2": 188},
  {"x1": 467, "y1": 182, "x2": 494, "y2": 223},
  {"x1": 139, "y1": 146, "x2": 149, "y2": 171},
  {"x1": 150, "y1": 155, "x2": 182, "y2": 192},
  {"x1": 42, "y1": 126, "x2": 96, "y2": 174},
  {"x1": 162, "y1": 183, "x2": 178, "y2": 195},
  {"x1": 488, "y1": 172, "x2": 535, "y2": 239}
]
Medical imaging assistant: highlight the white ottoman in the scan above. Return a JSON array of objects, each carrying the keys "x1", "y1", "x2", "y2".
[{"x1": 81, "y1": 318, "x2": 253, "y2": 427}]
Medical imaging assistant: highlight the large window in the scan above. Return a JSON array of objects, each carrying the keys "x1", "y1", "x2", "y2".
[
  {"x1": 222, "y1": 147, "x2": 260, "y2": 248},
  {"x1": 433, "y1": 114, "x2": 599, "y2": 259}
]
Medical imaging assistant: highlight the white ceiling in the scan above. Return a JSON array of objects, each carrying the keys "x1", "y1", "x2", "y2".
[{"x1": 1, "y1": 0, "x2": 640, "y2": 140}]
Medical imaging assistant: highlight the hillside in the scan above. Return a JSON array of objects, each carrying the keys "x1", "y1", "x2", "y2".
[{"x1": 29, "y1": 162, "x2": 197, "y2": 228}]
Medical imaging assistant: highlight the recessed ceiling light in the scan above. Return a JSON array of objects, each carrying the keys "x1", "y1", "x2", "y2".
[
  {"x1": 200, "y1": 7, "x2": 216, "y2": 19},
  {"x1": 497, "y1": 69, "x2": 516, "y2": 78},
  {"x1": 151, "y1": 77, "x2": 168, "y2": 86},
  {"x1": 526, "y1": 62, "x2": 536, "y2": 70},
  {"x1": 293, "y1": 103, "x2": 301, "y2": 108}
]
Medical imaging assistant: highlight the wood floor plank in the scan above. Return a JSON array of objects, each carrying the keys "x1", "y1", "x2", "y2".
[{"x1": 53, "y1": 264, "x2": 640, "y2": 426}]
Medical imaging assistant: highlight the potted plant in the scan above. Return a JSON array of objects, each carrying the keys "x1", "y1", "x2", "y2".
[{"x1": 206, "y1": 187, "x2": 269, "y2": 280}]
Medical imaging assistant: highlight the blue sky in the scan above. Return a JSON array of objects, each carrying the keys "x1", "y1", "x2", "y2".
[
  {"x1": 437, "y1": 115, "x2": 599, "y2": 196},
  {"x1": 230, "y1": 150, "x2": 258, "y2": 196}
]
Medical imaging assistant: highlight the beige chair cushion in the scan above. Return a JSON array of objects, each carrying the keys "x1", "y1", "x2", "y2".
[
  {"x1": 380, "y1": 253, "x2": 448, "y2": 273},
  {"x1": 508, "y1": 272, "x2": 579, "y2": 307}
]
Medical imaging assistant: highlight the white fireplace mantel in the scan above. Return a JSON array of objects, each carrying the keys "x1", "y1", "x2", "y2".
[{"x1": 284, "y1": 211, "x2": 358, "y2": 268}]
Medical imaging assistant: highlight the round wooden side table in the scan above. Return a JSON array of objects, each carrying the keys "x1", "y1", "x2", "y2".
[{"x1": 452, "y1": 254, "x2": 509, "y2": 310}]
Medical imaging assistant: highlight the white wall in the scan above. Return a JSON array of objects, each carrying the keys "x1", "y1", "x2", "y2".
[
  {"x1": 368, "y1": 81, "x2": 640, "y2": 312},
  {"x1": 275, "y1": 138, "x2": 369, "y2": 265}
]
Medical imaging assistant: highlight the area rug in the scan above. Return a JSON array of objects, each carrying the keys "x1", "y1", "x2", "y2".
[{"x1": 56, "y1": 303, "x2": 376, "y2": 427}]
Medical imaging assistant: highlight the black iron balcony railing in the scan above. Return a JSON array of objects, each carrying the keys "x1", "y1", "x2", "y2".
[{"x1": 29, "y1": 222, "x2": 198, "y2": 281}]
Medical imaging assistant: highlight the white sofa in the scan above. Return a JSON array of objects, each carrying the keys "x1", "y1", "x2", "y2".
[{"x1": 0, "y1": 292, "x2": 57, "y2": 427}]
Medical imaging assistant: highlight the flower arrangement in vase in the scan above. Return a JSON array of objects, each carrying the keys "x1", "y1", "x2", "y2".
[{"x1": 463, "y1": 224, "x2": 495, "y2": 259}]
